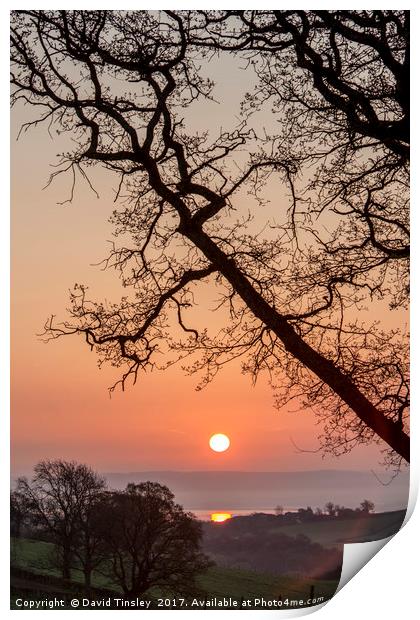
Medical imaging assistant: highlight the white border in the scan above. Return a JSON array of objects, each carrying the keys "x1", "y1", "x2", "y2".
[{"x1": 3, "y1": 3, "x2": 419, "y2": 619}]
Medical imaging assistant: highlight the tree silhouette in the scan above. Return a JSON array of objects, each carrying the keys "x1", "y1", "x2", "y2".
[
  {"x1": 10, "y1": 490, "x2": 27, "y2": 539},
  {"x1": 71, "y1": 489, "x2": 110, "y2": 589},
  {"x1": 192, "y1": 11, "x2": 408, "y2": 155},
  {"x1": 10, "y1": 11, "x2": 409, "y2": 464},
  {"x1": 190, "y1": 11, "x2": 409, "y2": 303},
  {"x1": 16, "y1": 460, "x2": 106, "y2": 582},
  {"x1": 325, "y1": 502, "x2": 335, "y2": 517},
  {"x1": 360, "y1": 499, "x2": 375, "y2": 514},
  {"x1": 94, "y1": 482, "x2": 211, "y2": 598}
]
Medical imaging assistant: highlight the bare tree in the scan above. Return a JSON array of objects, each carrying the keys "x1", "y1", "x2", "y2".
[
  {"x1": 10, "y1": 11, "x2": 409, "y2": 464},
  {"x1": 360, "y1": 499, "x2": 375, "y2": 514},
  {"x1": 325, "y1": 502, "x2": 335, "y2": 517},
  {"x1": 191, "y1": 11, "x2": 409, "y2": 260},
  {"x1": 10, "y1": 490, "x2": 27, "y2": 539},
  {"x1": 71, "y1": 490, "x2": 110, "y2": 589},
  {"x1": 192, "y1": 11, "x2": 408, "y2": 153},
  {"x1": 16, "y1": 460, "x2": 106, "y2": 582},
  {"x1": 95, "y1": 482, "x2": 211, "y2": 598},
  {"x1": 10, "y1": 489, "x2": 29, "y2": 564}
]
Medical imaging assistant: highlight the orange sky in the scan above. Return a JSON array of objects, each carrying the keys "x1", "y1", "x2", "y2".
[{"x1": 10, "y1": 54, "x2": 405, "y2": 477}]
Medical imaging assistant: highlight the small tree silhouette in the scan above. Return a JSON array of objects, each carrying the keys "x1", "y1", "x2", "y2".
[
  {"x1": 325, "y1": 502, "x2": 336, "y2": 517},
  {"x1": 360, "y1": 499, "x2": 375, "y2": 514}
]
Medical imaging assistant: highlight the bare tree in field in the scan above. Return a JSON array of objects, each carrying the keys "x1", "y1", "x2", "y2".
[
  {"x1": 325, "y1": 502, "x2": 336, "y2": 517},
  {"x1": 10, "y1": 489, "x2": 29, "y2": 563},
  {"x1": 94, "y1": 482, "x2": 211, "y2": 597},
  {"x1": 16, "y1": 460, "x2": 106, "y2": 583},
  {"x1": 10, "y1": 11, "x2": 409, "y2": 465},
  {"x1": 360, "y1": 499, "x2": 375, "y2": 514},
  {"x1": 10, "y1": 490, "x2": 27, "y2": 539},
  {"x1": 71, "y1": 490, "x2": 110, "y2": 589}
]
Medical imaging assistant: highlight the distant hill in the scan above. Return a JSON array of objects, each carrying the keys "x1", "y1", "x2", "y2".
[
  {"x1": 202, "y1": 509, "x2": 406, "y2": 547},
  {"x1": 200, "y1": 509, "x2": 405, "y2": 576},
  {"x1": 104, "y1": 470, "x2": 409, "y2": 512}
]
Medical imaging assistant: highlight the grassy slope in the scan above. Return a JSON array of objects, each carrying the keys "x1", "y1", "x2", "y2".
[
  {"x1": 11, "y1": 538, "x2": 115, "y2": 589},
  {"x1": 198, "y1": 566, "x2": 336, "y2": 601},
  {"x1": 11, "y1": 538, "x2": 338, "y2": 604}
]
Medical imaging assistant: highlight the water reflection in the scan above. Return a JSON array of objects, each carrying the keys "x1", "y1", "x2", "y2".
[
  {"x1": 210, "y1": 512, "x2": 232, "y2": 523},
  {"x1": 194, "y1": 509, "x2": 286, "y2": 521}
]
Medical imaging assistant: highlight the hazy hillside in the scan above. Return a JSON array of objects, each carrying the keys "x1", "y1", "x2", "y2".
[
  {"x1": 104, "y1": 470, "x2": 409, "y2": 512},
  {"x1": 199, "y1": 510, "x2": 405, "y2": 576}
]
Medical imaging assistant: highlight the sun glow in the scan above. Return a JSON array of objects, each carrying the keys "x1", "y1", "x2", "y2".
[
  {"x1": 211, "y1": 512, "x2": 232, "y2": 523},
  {"x1": 209, "y1": 433, "x2": 230, "y2": 452}
]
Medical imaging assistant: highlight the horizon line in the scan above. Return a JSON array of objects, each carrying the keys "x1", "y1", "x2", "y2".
[{"x1": 102, "y1": 468, "x2": 408, "y2": 475}]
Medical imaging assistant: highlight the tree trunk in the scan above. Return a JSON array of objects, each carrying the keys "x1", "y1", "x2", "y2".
[
  {"x1": 84, "y1": 567, "x2": 92, "y2": 589},
  {"x1": 62, "y1": 545, "x2": 71, "y2": 580}
]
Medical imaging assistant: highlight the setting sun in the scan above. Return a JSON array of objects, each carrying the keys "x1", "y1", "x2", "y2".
[
  {"x1": 211, "y1": 512, "x2": 232, "y2": 523},
  {"x1": 209, "y1": 433, "x2": 230, "y2": 452}
]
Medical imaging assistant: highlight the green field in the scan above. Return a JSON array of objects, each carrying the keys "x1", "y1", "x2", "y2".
[
  {"x1": 11, "y1": 511, "x2": 403, "y2": 608},
  {"x1": 265, "y1": 510, "x2": 406, "y2": 548},
  {"x1": 11, "y1": 538, "x2": 338, "y2": 609},
  {"x1": 11, "y1": 538, "x2": 114, "y2": 589}
]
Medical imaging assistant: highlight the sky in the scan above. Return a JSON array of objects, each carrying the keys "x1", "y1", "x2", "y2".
[
  {"x1": 3, "y1": 10, "x2": 418, "y2": 620},
  {"x1": 10, "y1": 43, "x2": 407, "y2": 479}
]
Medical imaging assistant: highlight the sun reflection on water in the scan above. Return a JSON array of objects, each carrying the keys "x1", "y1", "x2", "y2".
[{"x1": 211, "y1": 512, "x2": 232, "y2": 523}]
